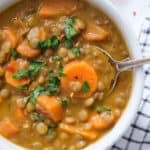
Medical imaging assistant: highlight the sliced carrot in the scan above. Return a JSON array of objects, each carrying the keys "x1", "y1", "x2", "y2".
[
  {"x1": 60, "y1": 123, "x2": 98, "y2": 140},
  {"x1": 37, "y1": 95, "x2": 63, "y2": 122},
  {"x1": 4, "y1": 28, "x2": 18, "y2": 48},
  {"x1": 15, "y1": 107, "x2": 26, "y2": 121},
  {"x1": 0, "y1": 118, "x2": 19, "y2": 138},
  {"x1": 83, "y1": 24, "x2": 109, "y2": 42},
  {"x1": 16, "y1": 40, "x2": 40, "y2": 58},
  {"x1": 89, "y1": 112, "x2": 115, "y2": 130},
  {"x1": 39, "y1": 0, "x2": 77, "y2": 18},
  {"x1": 61, "y1": 61, "x2": 98, "y2": 98},
  {"x1": 5, "y1": 59, "x2": 31, "y2": 87}
]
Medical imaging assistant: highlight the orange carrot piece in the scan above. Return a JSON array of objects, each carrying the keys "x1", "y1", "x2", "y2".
[
  {"x1": 83, "y1": 24, "x2": 109, "y2": 42},
  {"x1": 61, "y1": 61, "x2": 98, "y2": 98},
  {"x1": 16, "y1": 41, "x2": 40, "y2": 58},
  {"x1": 60, "y1": 123, "x2": 98, "y2": 140},
  {"x1": 15, "y1": 107, "x2": 26, "y2": 121},
  {"x1": 0, "y1": 118, "x2": 19, "y2": 138},
  {"x1": 5, "y1": 59, "x2": 31, "y2": 87},
  {"x1": 89, "y1": 112, "x2": 115, "y2": 130},
  {"x1": 37, "y1": 96, "x2": 63, "y2": 122},
  {"x1": 4, "y1": 28, "x2": 18, "y2": 48},
  {"x1": 39, "y1": 0, "x2": 77, "y2": 18}
]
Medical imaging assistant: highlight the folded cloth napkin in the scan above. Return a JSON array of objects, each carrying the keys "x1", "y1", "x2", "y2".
[{"x1": 109, "y1": 1, "x2": 150, "y2": 150}]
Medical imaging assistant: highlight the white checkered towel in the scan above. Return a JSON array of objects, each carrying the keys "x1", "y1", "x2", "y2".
[{"x1": 109, "y1": 1, "x2": 150, "y2": 150}]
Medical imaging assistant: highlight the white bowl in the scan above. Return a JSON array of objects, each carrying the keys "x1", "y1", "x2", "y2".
[{"x1": 0, "y1": 0, "x2": 144, "y2": 150}]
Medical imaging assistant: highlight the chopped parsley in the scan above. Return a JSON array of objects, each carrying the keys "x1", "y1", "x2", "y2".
[
  {"x1": 47, "y1": 129, "x2": 52, "y2": 136},
  {"x1": 51, "y1": 36, "x2": 60, "y2": 49},
  {"x1": 64, "y1": 16, "x2": 77, "y2": 39},
  {"x1": 47, "y1": 75, "x2": 60, "y2": 94},
  {"x1": 72, "y1": 48, "x2": 80, "y2": 57},
  {"x1": 33, "y1": 112, "x2": 41, "y2": 121},
  {"x1": 12, "y1": 68, "x2": 29, "y2": 79},
  {"x1": 16, "y1": 86, "x2": 28, "y2": 90},
  {"x1": 38, "y1": 36, "x2": 59, "y2": 50},
  {"x1": 58, "y1": 62, "x2": 65, "y2": 77},
  {"x1": 49, "y1": 123, "x2": 58, "y2": 129},
  {"x1": 9, "y1": 48, "x2": 18, "y2": 58},
  {"x1": 47, "y1": 124, "x2": 58, "y2": 136},
  {"x1": 61, "y1": 98, "x2": 69, "y2": 107},
  {"x1": 82, "y1": 81, "x2": 90, "y2": 92},
  {"x1": 13, "y1": 60, "x2": 45, "y2": 79},
  {"x1": 96, "y1": 106, "x2": 111, "y2": 114},
  {"x1": 46, "y1": 63, "x2": 65, "y2": 94},
  {"x1": 29, "y1": 60, "x2": 45, "y2": 77},
  {"x1": 38, "y1": 39, "x2": 51, "y2": 50},
  {"x1": 52, "y1": 55, "x2": 62, "y2": 61},
  {"x1": 49, "y1": 69, "x2": 55, "y2": 76},
  {"x1": 65, "y1": 16, "x2": 76, "y2": 25},
  {"x1": 64, "y1": 39, "x2": 73, "y2": 48},
  {"x1": 30, "y1": 86, "x2": 44, "y2": 104}
]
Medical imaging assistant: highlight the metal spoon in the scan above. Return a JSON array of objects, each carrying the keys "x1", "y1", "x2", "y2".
[{"x1": 96, "y1": 46, "x2": 150, "y2": 95}]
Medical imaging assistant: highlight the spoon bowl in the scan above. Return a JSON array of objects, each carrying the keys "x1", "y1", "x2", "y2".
[{"x1": 96, "y1": 46, "x2": 150, "y2": 95}]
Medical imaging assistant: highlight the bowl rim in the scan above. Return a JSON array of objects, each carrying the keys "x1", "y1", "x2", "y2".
[{"x1": 0, "y1": 0, "x2": 144, "y2": 150}]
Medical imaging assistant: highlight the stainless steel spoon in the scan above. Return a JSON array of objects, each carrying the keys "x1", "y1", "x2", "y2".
[{"x1": 96, "y1": 46, "x2": 150, "y2": 95}]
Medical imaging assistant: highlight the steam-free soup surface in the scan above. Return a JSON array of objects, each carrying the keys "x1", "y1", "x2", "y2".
[{"x1": 0, "y1": 0, "x2": 132, "y2": 149}]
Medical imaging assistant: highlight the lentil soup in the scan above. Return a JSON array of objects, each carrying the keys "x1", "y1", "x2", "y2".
[{"x1": 0, "y1": 0, "x2": 132, "y2": 150}]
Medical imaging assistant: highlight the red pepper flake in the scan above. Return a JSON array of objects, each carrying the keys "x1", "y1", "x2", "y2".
[
  {"x1": 59, "y1": 33, "x2": 65, "y2": 40},
  {"x1": 133, "y1": 11, "x2": 137, "y2": 16}
]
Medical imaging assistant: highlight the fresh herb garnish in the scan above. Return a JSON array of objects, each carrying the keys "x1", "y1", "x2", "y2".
[
  {"x1": 82, "y1": 81, "x2": 90, "y2": 92},
  {"x1": 38, "y1": 36, "x2": 59, "y2": 50},
  {"x1": 61, "y1": 98, "x2": 69, "y2": 107},
  {"x1": 29, "y1": 60, "x2": 45, "y2": 77},
  {"x1": 33, "y1": 112, "x2": 41, "y2": 121},
  {"x1": 47, "y1": 124, "x2": 58, "y2": 136},
  {"x1": 49, "y1": 124, "x2": 58, "y2": 129},
  {"x1": 64, "y1": 16, "x2": 77, "y2": 39},
  {"x1": 9, "y1": 48, "x2": 18, "y2": 58},
  {"x1": 38, "y1": 39, "x2": 51, "y2": 50},
  {"x1": 72, "y1": 48, "x2": 80, "y2": 57},
  {"x1": 52, "y1": 55, "x2": 62, "y2": 61},
  {"x1": 47, "y1": 129, "x2": 52, "y2": 136},
  {"x1": 13, "y1": 60, "x2": 45, "y2": 79},
  {"x1": 49, "y1": 69, "x2": 55, "y2": 76},
  {"x1": 30, "y1": 86, "x2": 44, "y2": 104},
  {"x1": 58, "y1": 62, "x2": 65, "y2": 77},
  {"x1": 65, "y1": 16, "x2": 76, "y2": 26},
  {"x1": 46, "y1": 63, "x2": 65, "y2": 94},
  {"x1": 16, "y1": 86, "x2": 28, "y2": 90},
  {"x1": 12, "y1": 68, "x2": 29, "y2": 79},
  {"x1": 64, "y1": 39, "x2": 73, "y2": 48},
  {"x1": 96, "y1": 106, "x2": 111, "y2": 114},
  {"x1": 47, "y1": 75, "x2": 60, "y2": 94},
  {"x1": 51, "y1": 36, "x2": 59, "y2": 49}
]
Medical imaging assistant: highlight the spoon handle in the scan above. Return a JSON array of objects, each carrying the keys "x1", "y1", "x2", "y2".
[{"x1": 116, "y1": 57, "x2": 150, "y2": 72}]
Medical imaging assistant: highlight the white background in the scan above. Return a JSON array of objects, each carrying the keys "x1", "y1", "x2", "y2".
[{"x1": 110, "y1": 0, "x2": 150, "y2": 36}]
